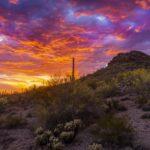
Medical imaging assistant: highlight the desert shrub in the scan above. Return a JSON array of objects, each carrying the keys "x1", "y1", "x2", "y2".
[
  {"x1": 59, "y1": 131, "x2": 75, "y2": 144},
  {"x1": 88, "y1": 143, "x2": 103, "y2": 150},
  {"x1": 36, "y1": 103, "x2": 73, "y2": 129},
  {"x1": 116, "y1": 104, "x2": 127, "y2": 111},
  {"x1": 136, "y1": 94, "x2": 148, "y2": 107},
  {"x1": 106, "y1": 99, "x2": 127, "y2": 112},
  {"x1": 71, "y1": 82, "x2": 94, "y2": 109},
  {"x1": 36, "y1": 105, "x2": 51, "y2": 127},
  {"x1": 86, "y1": 78, "x2": 98, "y2": 90},
  {"x1": 141, "y1": 113, "x2": 150, "y2": 119},
  {"x1": 100, "y1": 103, "x2": 110, "y2": 112},
  {"x1": 76, "y1": 104, "x2": 102, "y2": 125},
  {"x1": 35, "y1": 82, "x2": 90, "y2": 128},
  {"x1": 45, "y1": 107, "x2": 75, "y2": 129},
  {"x1": 0, "y1": 97, "x2": 8, "y2": 113},
  {"x1": 0, "y1": 102, "x2": 5, "y2": 113},
  {"x1": 2, "y1": 115, "x2": 26, "y2": 128},
  {"x1": 92, "y1": 115, "x2": 133, "y2": 147},
  {"x1": 104, "y1": 99, "x2": 127, "y2": 112},
  {"x1": 117, "y1": 69, "x2": 150, "y2": 96},
  {"x1": 95, "y1": 80, "x2": 120, "y2": 99}
]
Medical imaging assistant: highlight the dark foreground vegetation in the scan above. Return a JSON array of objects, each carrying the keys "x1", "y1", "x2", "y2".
[{"x1": 0, "y1": 51, "x2": 150, "y2": 150}]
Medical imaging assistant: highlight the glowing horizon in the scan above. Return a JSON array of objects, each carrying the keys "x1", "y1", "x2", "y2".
[{"x1": 0, "y1": 0, "x2": 150, "y2": 91}]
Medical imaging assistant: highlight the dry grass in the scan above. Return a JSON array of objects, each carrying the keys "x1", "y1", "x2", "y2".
[{"x1": 0, "y1": 115, "x2": 27, "y2": 129}]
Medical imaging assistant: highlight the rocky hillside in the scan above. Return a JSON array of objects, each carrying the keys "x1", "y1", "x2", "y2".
[
  {"x1": 108, "y1": 51, "x2": 150, "y2": 67},
  {"x1": 0, "y1": 51, "x2": 150, "y2": 150},
  {"x1": 85, "y1": 51, "x2": 150, "y2": 81}
]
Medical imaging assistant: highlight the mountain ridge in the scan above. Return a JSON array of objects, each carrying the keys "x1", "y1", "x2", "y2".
[
  {"x1": 85, "y1": 51, "x2": 150, "y2": 81},
  {"x1": 108, "y1": 51, "x2": 150, "y2": 67}
]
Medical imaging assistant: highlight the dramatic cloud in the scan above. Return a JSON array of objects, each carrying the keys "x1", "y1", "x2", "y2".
[{"x1": 0, "y1": 0, "x2": 149, "y2": 91}]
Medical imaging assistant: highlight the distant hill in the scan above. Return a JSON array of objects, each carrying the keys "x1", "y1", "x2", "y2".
[
  {"x1": 108, "y1": 51, "x2": 150, "y2": 67},
  {"x1": 84, "y1": 51, "x2": 150, "y2": 81}
]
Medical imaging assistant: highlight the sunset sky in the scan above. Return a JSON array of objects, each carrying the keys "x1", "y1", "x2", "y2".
[{"x1": 0, "y1": 0, "x2": 150, "y2": 92}]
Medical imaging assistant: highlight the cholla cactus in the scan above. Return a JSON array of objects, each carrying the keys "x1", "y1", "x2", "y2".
[
  {"x1": 35, "y1": 130, "x2": 53, "y2": 146},
  {"x1": 52, "y1": 141, "x2": 64, "y2": 150},
  {"x1": 51, "y1": 137, "x2": 65, "y2": 150},
  {"x1": 45, "y1": 130, "x2": 53, "y2": 138},
  {"x1": 49, "y1": 135, "x2": 56, "y2": 143},
  {"x1": 52, "y1": 138, "x2": 60, "y2": 144},
  {"x1": 59, "y1": 131, "x2": 74, "y2": 143},
  {"x1": 53, "y1": 142, "x2": 65, "y2": 150},
  {"x1": 54, "y1": 124, "x2": 64, "y2": 136},
  {"x1": 73, "y1": 119, "x2": 82, "y2": 129},
  {"x1": 88, "y1": 143, "x2": 103, "y2": 150},
  {"x1": 35, "y1": 127, "x2": 44, "y2": 135},
  {"x1": 57, "y1": 123, "x2": 64, "y2": 130},
  {"x1": 47, "y1": 142, "x2": 52, "y2": 149},
  {"x1": 35, "y1": 134, "x2": 49, "y2": 145},
  {"x1": 64, "y1": 121, "x2": 75, "y2": 131}
]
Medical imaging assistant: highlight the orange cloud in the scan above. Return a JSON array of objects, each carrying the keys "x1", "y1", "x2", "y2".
[
  {"x1": 135, "y1": 0, "x2": 150, "y2": 10},
  {"x1": 105, "y1": 49, "x2": 123, "y2": 56},
  {"x1": 115, "y1": 34, "x2": 125, "y2": 41}
]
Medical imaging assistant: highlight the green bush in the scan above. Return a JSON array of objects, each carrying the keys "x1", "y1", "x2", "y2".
[{"x1": 92, "y1": 115, "x2": 133, "y2": 147}]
